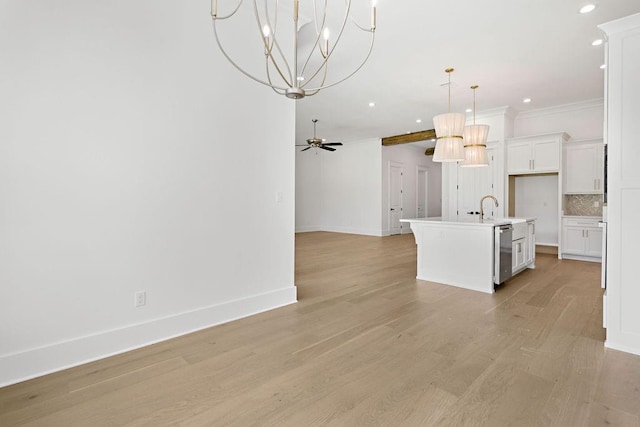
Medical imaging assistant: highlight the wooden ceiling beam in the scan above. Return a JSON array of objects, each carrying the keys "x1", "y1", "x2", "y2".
[{"x1": 381, "y1": 129, "x2": 437, "y2": 146}]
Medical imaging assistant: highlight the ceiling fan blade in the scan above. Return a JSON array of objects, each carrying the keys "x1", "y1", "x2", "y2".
[
  {"x1": 323, "y1": 142, "x2": 343, "y2": 146},
  {"x1": 301, "y1": 147, "x2": 312, "y2": 151},
  {"x1": 320, "y1": 146, "x2": 336, "y2": 152}
]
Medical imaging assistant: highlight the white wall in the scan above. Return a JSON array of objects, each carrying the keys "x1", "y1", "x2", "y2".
[
  {"x1": 0, "y1": 0, "x2": 296, "y2": 386},
  {"x1": 381, "y1": 145, "x2": 442, "y2": 235},
  {"x1": 295, "y1": 139, "x2": 382, "y2": 236},
  {"x1": 295, "y1": 150, "x2": 322, "y2": 231},
  {"x1": 514, "y1": 99, "x2": 604, "y2": 141},
  {"x1": 514, "y1": 175, "x2": 559, "y2": 245}
]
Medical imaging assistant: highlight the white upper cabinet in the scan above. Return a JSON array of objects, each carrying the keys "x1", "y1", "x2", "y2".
[
  {"x1": 506, "y1": 133, "x2": 569, "y2": 175},
  {"x1": 563, "y1": 141, "x2": 604, "y2": 194}
]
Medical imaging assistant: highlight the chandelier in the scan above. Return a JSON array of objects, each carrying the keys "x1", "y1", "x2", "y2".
[
  {"x1": 460, "y1": 85, "x2": 489, "y2": 167},
  {"x1": 432, "y1": 68, "x2": 466, "y2": 162},
  {"x1": 210, "y1": 0, "x2": 377, "y2": 99}
]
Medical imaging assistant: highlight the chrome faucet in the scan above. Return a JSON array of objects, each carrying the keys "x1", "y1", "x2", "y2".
[{"x1": 480, "y1": 195, "x2": 499, "y2": 221}]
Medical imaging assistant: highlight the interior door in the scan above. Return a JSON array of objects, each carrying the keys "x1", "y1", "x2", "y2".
[
  {"x1": 416, "y1": 167, "x2": 428, "y2": 218},
  {"x1": 389, "y1": 163, "x2": 403, "y2": 235},
  {"x1": 457, "y1": 166, "x2": 478, "y2": 221},
  {"x1": 456, "y1": 147, "x2": 497, "y2": 221}
]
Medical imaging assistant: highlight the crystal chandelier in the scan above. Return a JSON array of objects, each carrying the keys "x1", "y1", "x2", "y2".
[
  {"x1": 210, "y1": 0, "x2": 377, "y2": 99},
  {"x1": 460, "y1": 85, "x2": 489, "y2": 167},
  {"x1": 432, "y1": 68, "x2": 466, "y2": 162}
]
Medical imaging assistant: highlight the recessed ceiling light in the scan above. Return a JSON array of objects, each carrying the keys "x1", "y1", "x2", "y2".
[
  {"x1": 523, "y1": 98, "x2": 532, "y2": 103},
  {"x1": 368, "y1": 102, "x2": 375, "y2": 107},
  {"x1": 430, "y1": 138, "x2": 436, "y2": 142},
  {"x1": 465, "y1": 108, "x2": 473, "y2": 113},
  {"x1": 600, "y1": 64, "x2": 606, "y2": 69},
  {"x1": 416, "y1": 119, "x2": 422, "y2": 123},
  {"x1": 579, "y1": 4, "x2": 596, "y2": 14},
  {"x1": 592, "y1": 39, "x2": 603, "y2": 46},
  {"x1": 406, "y1": 131, "x2": 411, "y2": 134}
]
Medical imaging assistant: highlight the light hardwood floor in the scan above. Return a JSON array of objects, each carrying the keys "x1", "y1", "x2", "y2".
[{"x1": 1, "y1": 232, "x2": 639, "y2": 426}]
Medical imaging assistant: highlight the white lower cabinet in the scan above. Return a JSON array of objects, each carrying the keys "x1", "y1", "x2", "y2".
[
  {"x1": 526, "y1": 220, "x2": 536, "y2": 267},
  {"x1": 561, "y1": 217, "x2": 602, "y2": 261},
  {"x1": 512, "y1": 238, "x2": 526, "y2": 272},
  {"x1": 512, "y1": 221, "x2": 534, "y2": 274}
]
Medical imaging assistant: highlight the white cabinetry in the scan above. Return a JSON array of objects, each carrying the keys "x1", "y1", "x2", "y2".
[
  {"x1": 512, "y1": 238, "x2": 526, "y2": 272},
  {"x1": 512, "y1": 221, "x2": 535, "y2": 274},
  {"x1": 526, "y1": 220, "x2": 536, "y2": 267},
  {"x1": 564, "y1": 141, "x2": 604, "y2": 194},
  {"x1": 561, "y1": 217, "x2": 602, "y2": 261},
  {"x1": 507, "y1": 133, "x2": 568, "y2": 174},
  {"x1": 599, "y1": 13, "x2": 640, "y2": 354}
]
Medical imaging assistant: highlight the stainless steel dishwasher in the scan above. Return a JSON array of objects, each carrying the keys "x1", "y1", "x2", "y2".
[{"x1": 494, "y1": 224, "x2": 513, "y2": 285}]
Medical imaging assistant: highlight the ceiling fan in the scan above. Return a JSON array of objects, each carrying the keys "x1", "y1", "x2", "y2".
[{"x1": 297, "y1": 119, "x2": 343, "y2": 152}]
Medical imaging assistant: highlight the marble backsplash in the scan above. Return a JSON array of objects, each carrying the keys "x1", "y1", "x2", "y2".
[{"x1": 563, "y1": 194, "x2": 604, "y2": 217}]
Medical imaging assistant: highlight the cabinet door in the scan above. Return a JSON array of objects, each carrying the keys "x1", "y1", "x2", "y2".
[
  {"x1": 565, "y1": 144, "x2": 601, "y2": 193},
  {"x1": 563, "y1": 227, "x2": 586, "y2": 255},
  {"x1": 526, "y1": 222, "x2": 536, "y2": 264},
  {"x1": 532, "y1": 139, "x2": 560, "y2": 172},
  {"x1": 513, "y1": 238, "x2": 526, "y2": 271},
  {"x1": 585, "y1": 227, "x2": 603, "y2": 257},
  {"x1": 507, "y1": 142, "x2": 532, "y2": 174}
]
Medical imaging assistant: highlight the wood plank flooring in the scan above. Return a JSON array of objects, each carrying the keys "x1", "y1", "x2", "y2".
[{"x1": 1, "y1": 231, "x2": 639, "y2": 426}]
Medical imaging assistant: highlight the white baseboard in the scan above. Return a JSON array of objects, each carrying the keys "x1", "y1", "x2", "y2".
[
  {"x1": 605, "y1": 340, "x2": 640, "y2": 357},
  {"x1": 0, "y1": 286, "x2": 297, "y2": 387},
  {"x1": 561, "y1": 253, "x2": 602, "y2": 263},
  {"x1": 317, "y1": 225, "x2": 383, "y2": 237},
  {"x1": 295, "y1": 225, "x2": 322, "y2": 233}
]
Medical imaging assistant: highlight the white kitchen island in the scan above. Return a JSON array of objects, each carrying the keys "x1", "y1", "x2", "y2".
[{"x1": 401, "y1": 217, "x2": 535, "y2": 294}]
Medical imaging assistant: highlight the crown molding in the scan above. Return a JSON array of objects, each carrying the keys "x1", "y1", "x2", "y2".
[
  {"x1": 468, "y1": 106, "x2": 516, "y2": 121},
  {"x1": 515, "y1": 98, "x2": 604, "y2": 121}
]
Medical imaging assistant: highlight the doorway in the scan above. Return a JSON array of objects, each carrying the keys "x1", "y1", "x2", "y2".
[
  {"x1": 416, "y1": 166, "x2": 429, "y2": 218},
  {"x1": 388, "y1": 162, "x2": 404, "y2": 235}
]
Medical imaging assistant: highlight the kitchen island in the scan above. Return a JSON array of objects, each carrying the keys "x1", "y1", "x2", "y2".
[{"x1": 400, "y1": 216, "x2": 535, "y2": 294}]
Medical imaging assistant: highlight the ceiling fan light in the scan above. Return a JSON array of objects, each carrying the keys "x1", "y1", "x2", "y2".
[{"x1": 432, "y1": 112, "x2": 466, "y2": 162}]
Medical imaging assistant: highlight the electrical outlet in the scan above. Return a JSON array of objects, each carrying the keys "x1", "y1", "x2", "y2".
[
  {"x1": 594, "y1": 201, "x2": 600, "y2": 207},
  {"x1": 276, "y1": 191, "x2": 283, "y2": 203},
  {"x1": 134, "y1": 291, "x2": 146, "y2": 307}
]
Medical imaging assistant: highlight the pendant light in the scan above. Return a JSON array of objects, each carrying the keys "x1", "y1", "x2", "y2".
[
  {"x1": 460, "y1": 85, "x2": 490, "y2": 167},
  {"x1": 433, "y1": 68, "x2": 466, "y2": 162}
]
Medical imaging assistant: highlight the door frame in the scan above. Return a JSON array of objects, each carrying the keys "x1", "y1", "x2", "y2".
[
  {"x1": 416, "y1": 165, "x2": 429, "y2": 218},
  {"x1": 387, "y1": 161, "x2": 404, "y2": 235}
]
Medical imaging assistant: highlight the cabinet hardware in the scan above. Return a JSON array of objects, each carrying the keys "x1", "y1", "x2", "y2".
[
  {"x1": 532, "y1": 159, "x2": 535, "y2": 170},
  {"x1": 586, "y1": 230, "x2": 589, "y2": 238}
]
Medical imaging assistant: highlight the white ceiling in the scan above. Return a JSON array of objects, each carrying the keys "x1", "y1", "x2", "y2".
[{"x1": 293, "y1": 0, "x2": 640, "y2": 146}]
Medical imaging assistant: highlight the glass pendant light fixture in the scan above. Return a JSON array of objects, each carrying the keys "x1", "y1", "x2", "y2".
[
  {"x1": 461, "y1": 85, "x2": 489, "y2": 167},
  {"x1": 433, "y1": 68, "x2": 466, "y2": 162},
  {"x1": 210, "y1": 0, "x2": 377, "y2": 100}
]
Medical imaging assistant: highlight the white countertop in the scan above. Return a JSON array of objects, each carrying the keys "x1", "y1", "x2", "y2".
[
  {"x1": 562, "y1": 215, "x2": 603, "y2": 219},
  {"x1": 400, "y1": 216, "x2": 534, "y2": 227}
]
